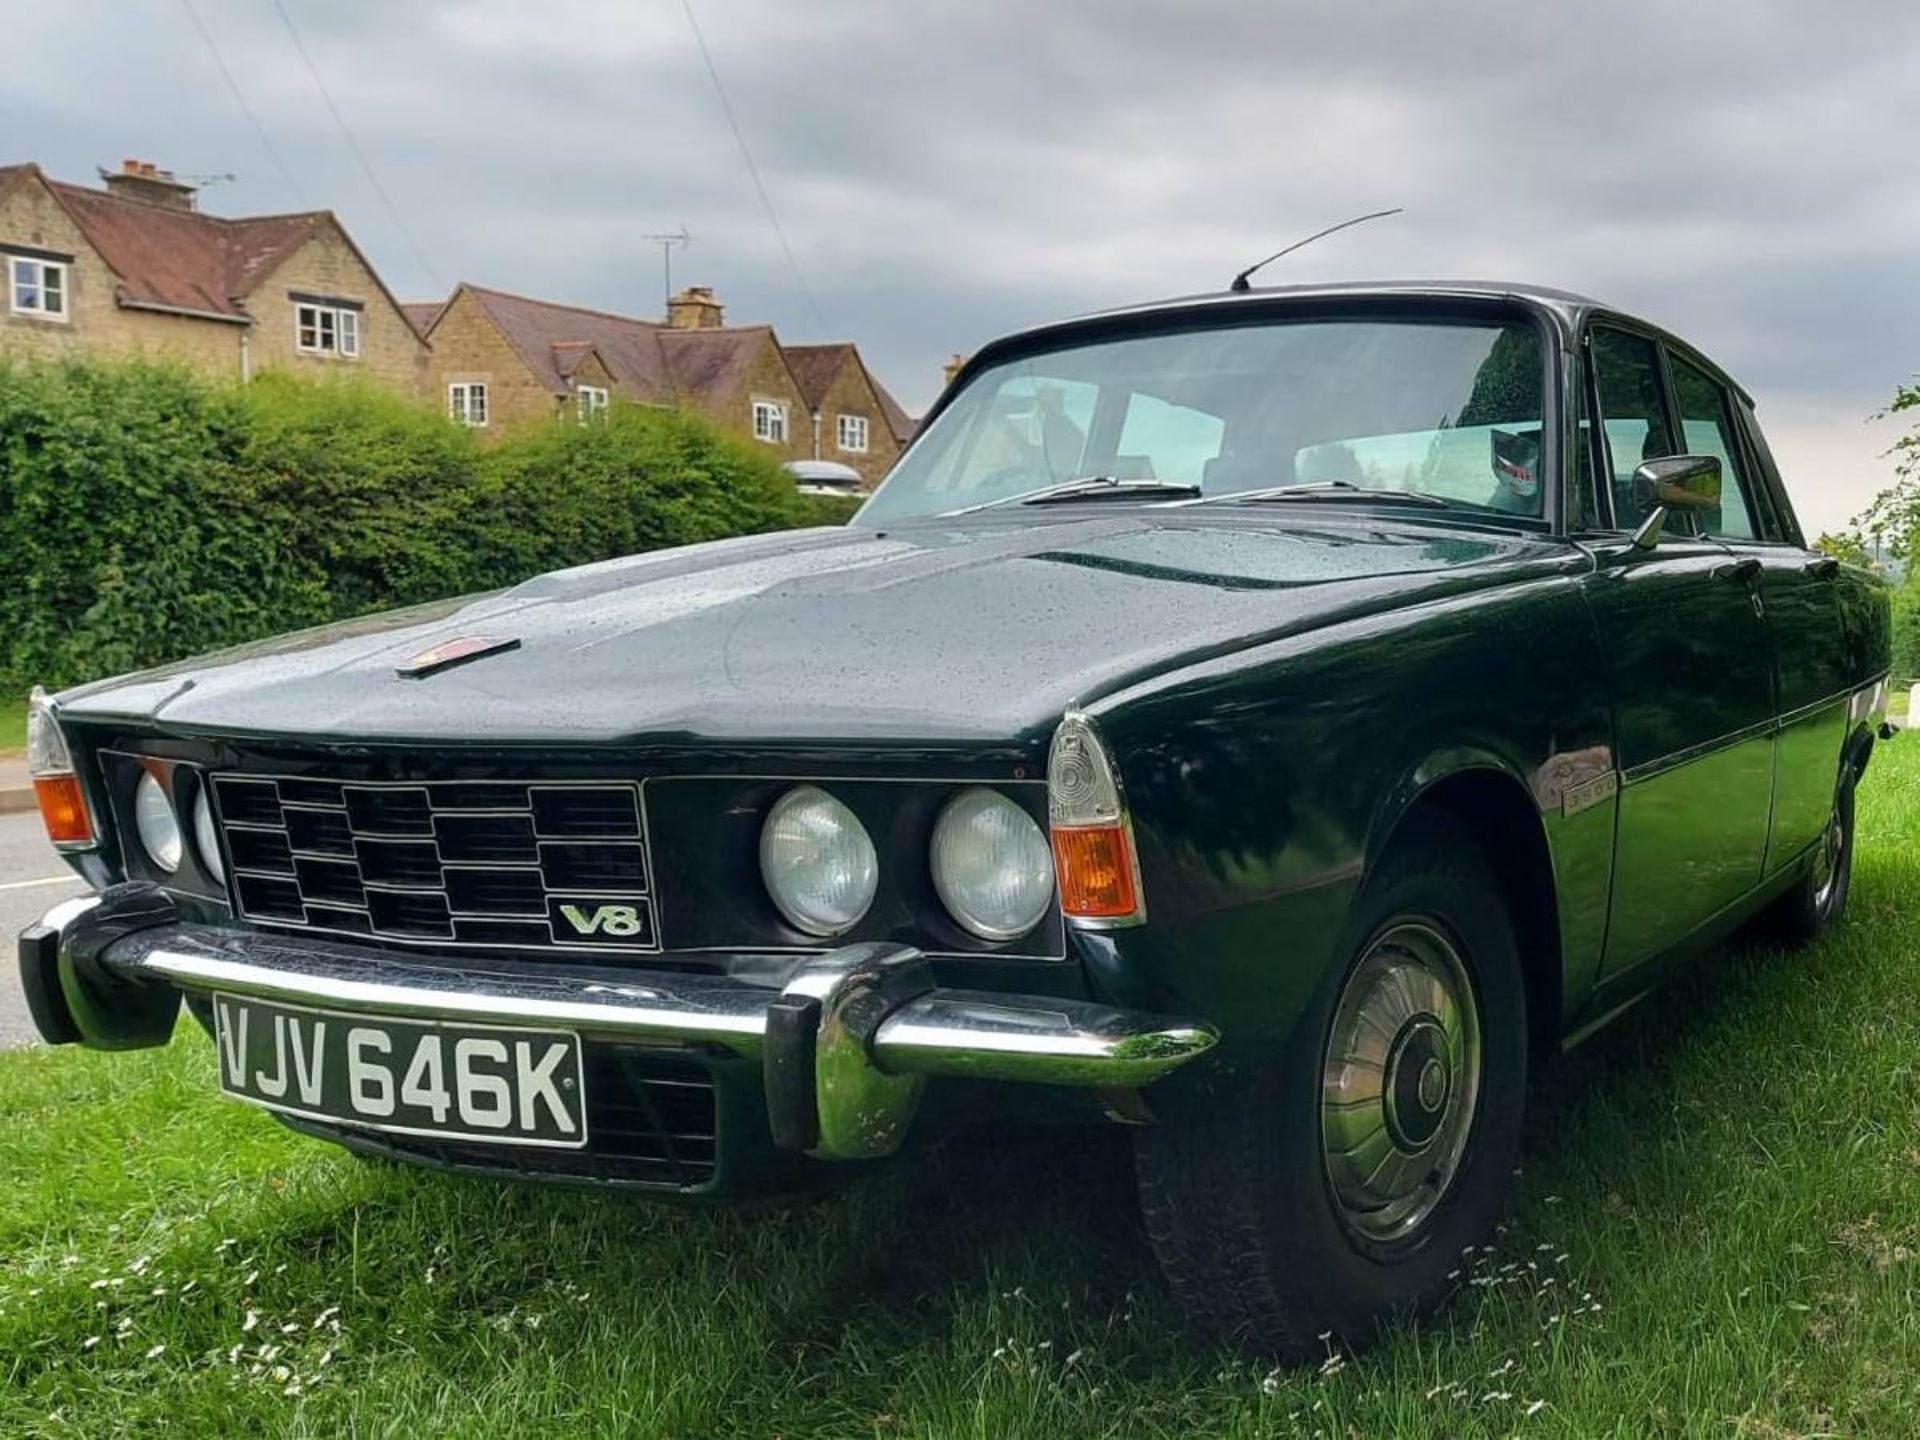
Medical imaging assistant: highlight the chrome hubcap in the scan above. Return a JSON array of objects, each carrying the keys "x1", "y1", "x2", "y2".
[
  {"x1": 1321, "y1": 921, "x2": 1482, "y2": 1246},
  {"x1": 1811, "y1": 807, "x2": 1845, "y2": 911}
]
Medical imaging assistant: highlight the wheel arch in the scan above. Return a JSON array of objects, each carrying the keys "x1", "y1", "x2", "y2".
[
  {"x1": 1367, "y1": 753, "x2": 1563, "y2": 1071},
  {"x1": 1843, "y1": 722, "x2": 1876, "y2": 785}
]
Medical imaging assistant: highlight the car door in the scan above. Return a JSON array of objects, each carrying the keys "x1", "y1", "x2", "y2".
[
  {"x1": 1668, "y1": 358, "x2": 1850, "y2": 874},
  {"x1": 1574, "y1": 325, "x2": 1776, "y2": 977}
]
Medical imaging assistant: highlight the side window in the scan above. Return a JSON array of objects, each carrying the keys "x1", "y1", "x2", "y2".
[
  {"x1": 1589, "y1": 327, "x2": 1674, "y2": 529},
  {"x1": 1668, "y1": 356, "x2": 1757, "y2": 541}
]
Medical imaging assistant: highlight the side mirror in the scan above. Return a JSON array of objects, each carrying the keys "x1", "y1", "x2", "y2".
[{"x1": 1629, "y1": 454, "x2": 1722, "y2": 549}]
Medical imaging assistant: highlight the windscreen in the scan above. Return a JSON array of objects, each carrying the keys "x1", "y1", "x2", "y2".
[{"x1": 857, "y1": 313, "x2": 1547, "y2": 523}]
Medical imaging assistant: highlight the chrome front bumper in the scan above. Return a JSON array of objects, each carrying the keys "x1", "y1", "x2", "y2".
[{"x1": 20, "y1": 886, "x2": 1217, "y2": 1162}]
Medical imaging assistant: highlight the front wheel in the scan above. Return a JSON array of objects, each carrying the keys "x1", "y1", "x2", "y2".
[{"x1": 1135, "y1": 813, "x2": 1528, "y2": 1358}]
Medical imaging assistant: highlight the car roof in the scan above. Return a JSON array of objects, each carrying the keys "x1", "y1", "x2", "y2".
[
  {"x1": 973, "y1": 279, "x2": 1752, "y2": 406},
  {"x1": 1089, "y1": 278, "x2": 1607, "y2": 323}
]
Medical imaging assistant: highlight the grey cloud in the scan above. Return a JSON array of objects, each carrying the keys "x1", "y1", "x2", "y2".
[{"x1": 5, "y1": 0, "x2": 1918, "y2": 532}]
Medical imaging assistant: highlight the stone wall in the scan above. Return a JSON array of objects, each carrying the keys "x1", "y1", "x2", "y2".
[
  {"x1": 419, "y1": 288, "x2": 557, "y2": 431},
  {"x1": 0, "y1": 177, "x2": 243, "y2": 375},
  {"x1": 246, "y1": 221, "x2": 429, "y2": 397}
]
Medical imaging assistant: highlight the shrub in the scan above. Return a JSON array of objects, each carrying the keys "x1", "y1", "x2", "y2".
[
  {"x1": 1891, "y1": 578, "x2": 1920, "y2": 683},
  {"x1": 231, "y1": 371, "x2": 490, "y2": 616},
  {"x1": 471, "y1": 402, "x2": 820, "y2": 582},
  {"x1": 0, "y1": 359, "x2": 851, "y2": 693}
]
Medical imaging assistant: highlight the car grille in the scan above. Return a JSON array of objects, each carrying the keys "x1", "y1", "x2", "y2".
[
  {"x1": 284, "y1": 1050, "x2": 718, "y2": 1189},
  {"x1": 209, "y1": 774, "x2": 657, "y2": 955}
]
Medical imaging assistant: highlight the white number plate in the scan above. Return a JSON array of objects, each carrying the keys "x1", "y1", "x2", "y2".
[{"x1": 212, "y1": 995, "x2": 588, "y2": 1148}]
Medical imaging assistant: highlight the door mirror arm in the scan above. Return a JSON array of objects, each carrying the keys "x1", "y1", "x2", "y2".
[{"x1": 1630, "y1": 505, "x2": 1667, "y2": 551}]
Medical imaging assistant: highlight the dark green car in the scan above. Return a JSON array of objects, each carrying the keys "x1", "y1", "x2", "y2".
[{"x1": 19, "y1": 282, "x2": 1892, "y2": 1356}]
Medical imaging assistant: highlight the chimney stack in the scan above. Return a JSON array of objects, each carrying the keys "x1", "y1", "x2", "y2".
[
  {"x1": 942, "y1": 353, "x2": 969, "y2": 389},
  {"x1": 666, "y1": 285, "x2": 725, "y2": 330},
  {"x1": 100, "y1": 159, "x2": 198, "y2": 212}
]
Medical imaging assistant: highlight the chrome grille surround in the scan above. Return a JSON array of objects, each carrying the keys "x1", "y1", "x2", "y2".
[{"x1": 209, "y1": 775, "x2": 658, "y2": 955}]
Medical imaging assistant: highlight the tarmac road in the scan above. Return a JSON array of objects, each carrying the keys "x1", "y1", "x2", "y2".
[{"x1": 0, "y1": 808, "x2": 90, "y2": 1047}]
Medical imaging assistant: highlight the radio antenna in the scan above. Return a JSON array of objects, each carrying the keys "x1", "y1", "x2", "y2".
[{"x1": 1228, "y1": 208, "x2": 1403, "y2": 292}]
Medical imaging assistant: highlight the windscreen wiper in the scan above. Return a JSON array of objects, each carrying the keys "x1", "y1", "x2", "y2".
[
  {"x1": 1211, "y1": 481, "x2": 1455, "y2": 510},
  {"x1": 948, "y1": 476, "x2": 1203, "y2": 515}
]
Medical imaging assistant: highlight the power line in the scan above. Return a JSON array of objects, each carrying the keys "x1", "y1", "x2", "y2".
[
  {"x1": 268, "y1": 0, "x2": 442, "y2": 290},
  {"x1": 678, "y1": 0, "x2": 827, "y2": 332},
  {"x1": 175, "y1": 0, "x2": 305, "y2": 205}
]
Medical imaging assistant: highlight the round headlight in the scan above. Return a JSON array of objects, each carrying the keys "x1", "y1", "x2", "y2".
[
  {"x1": 134, "y1": 771, "x2": 182, "y2": 874},
  {"x1": 193, "y1": 788, "x2": 225, "y2": 885},
  {"x1": 930, "y1": 787, "x2": 1055, "y2": 940},
  {"x1": 759, "y1": 785, "x2": 879, "y2": 936}
]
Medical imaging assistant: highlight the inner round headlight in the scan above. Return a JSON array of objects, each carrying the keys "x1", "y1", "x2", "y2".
[
  {"x1": 134, "y1": 771, "x2": 182, "y2": 874},
  {"x1": 930, "y1": 787, "x2": 1055, "y2": 940},
  {"x1": 193, "y1": 788, "x2": 225, "y2": 884},
  {"x1": 759, "y1": 785, "x2": 879, "y2": 936}
]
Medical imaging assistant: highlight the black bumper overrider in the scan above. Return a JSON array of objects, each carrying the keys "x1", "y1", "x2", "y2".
[{"x1": 21, "y1": 885, "x2": 1217, "y2": 1179}]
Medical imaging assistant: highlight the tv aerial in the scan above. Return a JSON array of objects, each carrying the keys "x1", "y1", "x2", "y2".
[{"x1": 644, "y1": 226, "x2": 692, "y2": 305}]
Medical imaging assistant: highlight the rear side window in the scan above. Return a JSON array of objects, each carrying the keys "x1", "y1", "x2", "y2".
[
  {"x1": 1739, "y1": 402, "x2": 1802, "y2": 545},
  {"x1": 1668, "y1": 356, "x2": 1757, "y2": 541},
  {"x1": 1590, "y1": 328, "x2": 1674, "y2": 527}
]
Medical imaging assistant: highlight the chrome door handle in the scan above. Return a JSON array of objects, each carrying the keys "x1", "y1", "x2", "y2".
[{"x1": 1712, "y1": 557, "x2": 1762, "y2": 584}]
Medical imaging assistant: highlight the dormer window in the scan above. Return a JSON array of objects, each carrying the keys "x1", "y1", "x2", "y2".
[
  {"x1": 836, "y1": 413, "x2": 869, "y2": 454},
  {"x1": 577, "y1": 384, "x2": 609, "y2": 423},
  {"x1": 293, "y1": 295, "x2": 362, "y2": 358}
]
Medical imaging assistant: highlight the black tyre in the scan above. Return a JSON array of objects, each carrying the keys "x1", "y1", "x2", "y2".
[
  {"x1": 1755, "y1": 768, "x2": 1856, "y2": 947},
  {"x1": 1135, "y1": 812, "x2": 1528, "y2": 1359}
]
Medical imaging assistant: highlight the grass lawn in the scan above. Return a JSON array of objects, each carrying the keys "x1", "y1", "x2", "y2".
[
  {"x1": 0, "y1": 701, "x2": 25, "y2": 754},
  {"x1": 4, "y1": 748, "x2": 1919, "y2": 1437}
]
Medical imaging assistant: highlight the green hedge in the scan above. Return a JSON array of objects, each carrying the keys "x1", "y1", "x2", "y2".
[
  {"x1": 1892, "y1": 580, "x2": 1920, "y2": 684},
  {"x1": 0, "y1": 360, "x2": 855, "y2": 692}
]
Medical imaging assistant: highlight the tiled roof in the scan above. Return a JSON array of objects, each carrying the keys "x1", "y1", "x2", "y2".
[
  {"x1": 781, "y1": 342, "x2": 851, "y2": 408},
  {"x1": 874, "y1": 382, "x2": 917, "y2": 445},
  {"x1": 785, "y1": 340, "x2": 917, "y2": 443},
  {"x1": 444, "y1": 283, "x2": 917, "y2": 432},
  {"x1": 50, "y1": 178, "x2": 319, "y2": 320},
  {"x1": 548, "y1": 340, "x2": 602, "y2": 380},
  {"x1": 662, "y1": 325, "x2": 773, "y2": 402},
  {"x1": 1, "y1": 162, "x2": 427, "y2": 337},
  {"x1": 457, "y1": 284, "x2": 772, "y2": 408},
  {"x1": 402, "y1": 300, "x2": 445, "y2": 334}
]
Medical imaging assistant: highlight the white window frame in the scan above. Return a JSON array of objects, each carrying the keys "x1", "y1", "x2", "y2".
[
  {"x1": 577, "y1": 384, "x2": 610, "y2": 423},
  {"x1": 296, "y1": 301, "x2": 361, "y2": 358},
  {"x1": 752, "y1": 400, "x2": 788, "y2": 444},
  {"x1": 836, "y1": 413, "x2": 869, "y2": 454},
  {"x1": 448, "y1": 381, "x2": 489, "y2": 428},
  {"x1": 9, "y1": 255, "x2": 69, "y2": 321}
]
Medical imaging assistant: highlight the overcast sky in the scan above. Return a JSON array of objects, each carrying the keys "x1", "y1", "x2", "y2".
[{"x1": 7, "y1": 0, "x2": 1918, "y2": 534}]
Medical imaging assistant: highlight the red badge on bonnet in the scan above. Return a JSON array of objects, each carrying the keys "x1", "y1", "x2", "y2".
[{"x1": 395, "y1": 635, "x2": 521, "y2": 679}]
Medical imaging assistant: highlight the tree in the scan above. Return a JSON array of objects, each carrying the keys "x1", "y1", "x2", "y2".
[
  {"x1": 1847, "y1": 378, "x2": 1920, "y2": 559},
  {"x1": 1813, "y1": 531, "x2": 1872, "y2": 568}
]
